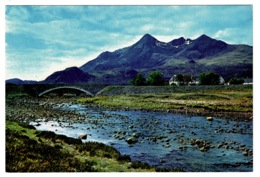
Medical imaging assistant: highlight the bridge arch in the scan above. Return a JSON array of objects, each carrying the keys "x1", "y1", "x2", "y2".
[{"x1": 38, "y1": 86, "x2": 94, "y2": 97}]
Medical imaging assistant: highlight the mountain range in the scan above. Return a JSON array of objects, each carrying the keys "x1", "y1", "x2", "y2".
[
  {"x1": 6, "y1": 34, "x2": 253, "y2": 85},
  {"x1": 6, "y1": 78, "x2": 38, "y2": 85}
]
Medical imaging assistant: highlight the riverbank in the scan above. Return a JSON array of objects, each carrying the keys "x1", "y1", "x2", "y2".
[
  {"x1": 77, "y1": 86, "x2": 253, "y2": 121},
  {"x1": 6, "y1": 120, "x2": 153, "y2": 172},
  {"x1": 5, "y1": 98, "x2": 183, "y2": 172}
]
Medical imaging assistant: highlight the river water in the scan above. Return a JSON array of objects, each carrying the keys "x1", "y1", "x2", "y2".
[{"x1": 30, "y1": 103, "x2": 253, "y2": 172}]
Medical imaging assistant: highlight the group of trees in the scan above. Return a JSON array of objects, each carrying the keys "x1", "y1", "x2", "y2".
[
  {"x1": 228, "y1": 78, "x2": 245, "y2": 85},
  {"x1": 173, "y1": 74, "x2": 195, "y2": 85},
  {"x1": 130, "y1": 71, "x2": 245, "y2": 86},
  {"x1": 130, "y1": 71, "x2": 164, "y2": 86},
  {"x1": 199, "y1": 72, "x2": 245, "y2": 85},
  {"x1": 170, "y1": 72, "x2": 221, "y2": 86},
  {"x1": 198, "y1": 72, "x2": 221, "y2": 85}
]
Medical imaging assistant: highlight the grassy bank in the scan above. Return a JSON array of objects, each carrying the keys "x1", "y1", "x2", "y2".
[
  {"x1": 96, "y1": 85, "x2": 252, "y2": 95},
  {"x1": 6, "y1": 121, "x2": 183, "y2": 172},
  {"x1": 78, "y1": 85, "x2": 253, "y2": 118}
]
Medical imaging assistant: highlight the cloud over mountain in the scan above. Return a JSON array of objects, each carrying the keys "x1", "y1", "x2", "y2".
[{"x1": 5, "y1": 6, "x2": 252, "y2": 81}]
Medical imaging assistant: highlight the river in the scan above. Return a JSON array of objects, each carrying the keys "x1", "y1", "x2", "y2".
[{"x1": 30, "y1": 103, "x2": 253, "y2": 172}]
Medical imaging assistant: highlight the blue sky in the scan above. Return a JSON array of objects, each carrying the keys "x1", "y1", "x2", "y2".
[{"x1": 5, "y1": 5, "x2": 253, "y2": 81}]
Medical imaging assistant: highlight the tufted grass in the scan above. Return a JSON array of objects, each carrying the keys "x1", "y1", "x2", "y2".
[
  {"x1": 77, "y1": 86, "x2": 252, "y2": 113},
  {"x1": 6, "y1": 121, "x2": 183, "y2": 172}
]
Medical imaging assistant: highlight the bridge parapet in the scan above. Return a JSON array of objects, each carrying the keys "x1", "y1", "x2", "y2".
[{"x1": 38, "y1": 86, "x2": 95, "y2": 97}]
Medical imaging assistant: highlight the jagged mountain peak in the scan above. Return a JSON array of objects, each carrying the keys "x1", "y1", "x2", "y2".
[
  {"x1": 142, "y1": 33, "x2": 156, "y2": 40},
  {"x1": 198, "y1": 34, "x2": 211, "y2": 39},
  {"x1": 195, "y1": 34, "x2": 226, "y2": 44},
  {"x1": 194, "y1": 34, "x2": 214, "y2": 43},
  {"x1": 170, "y1": 37, "x2": 186, "y2": 46},
  {"x1": 136, "y1": 33, "x2": 158, "y2": 46},
  {"x1": 191, "y1": 34, "x2": 228, "y2": 53}
]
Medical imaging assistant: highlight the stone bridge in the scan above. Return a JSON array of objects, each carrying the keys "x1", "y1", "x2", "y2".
[
  {"x1": 35, "y1": 84, "x2": 108, "y2": 97},
  {"x1": 38, "y1": 86, "x2": 95, "y2": 97}
]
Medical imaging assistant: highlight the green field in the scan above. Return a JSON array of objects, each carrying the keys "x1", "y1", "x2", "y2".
[{"x1": 78, "y1": 85, "x2": 253, "y2": 115}]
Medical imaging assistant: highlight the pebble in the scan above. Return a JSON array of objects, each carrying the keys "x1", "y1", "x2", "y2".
[{"x1": 206, "y1": 117, "x2": 213, "y2": 121}]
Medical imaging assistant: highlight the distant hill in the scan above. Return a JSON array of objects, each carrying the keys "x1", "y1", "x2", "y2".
[
  {"x1": 6, "y1": 78, "x2": 38, "y2": 85},
  {"x1": 80, "y1": 34, "x2": 252, "y2": 84},
  {"x1": 41, "y1": 67, "x2": 96, "y2": 84}
]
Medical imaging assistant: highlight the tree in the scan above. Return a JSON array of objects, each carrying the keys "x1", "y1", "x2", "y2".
[
  {"x1": 199, "y1": 71, "x2": 220, "y2": 85},
  {"x1": 129, "y1": 73, "x2": 146, "y2": 86},
  {"x1": 174, "y1": 74, "x2": 184, "y2": 85},
  {"x1": 183, "y1": 74, "x2": 193, "y2": 85},
  {"x1": 146, "y1": 71, "x2": 164, "y2": 86},
  {"x1": 173, "y1": 74, "x2": 194, "y2": 85},
  {"x1": 228, "y1": 78, "x2": 244, "y2": 85}
]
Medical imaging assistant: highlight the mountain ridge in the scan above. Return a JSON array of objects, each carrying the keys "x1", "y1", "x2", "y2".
[
  {"x1": 79, "y1": 34, "x2": 252, "y2": 84},
  {"x1": 7, "y1": 34, "x2": 252, "y2": 85}
]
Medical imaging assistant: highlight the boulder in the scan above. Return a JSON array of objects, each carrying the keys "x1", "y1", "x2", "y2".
[
  {"x1": 126, "y1": 137, "x2": 138, "y2": 144},
  {"x1": 243, "y1": 151, "x2": 249, "y2": 156},
  {"x1": 132, "y1": 132, "x2": 139, "y2": 138},
  {"x1": 178, "y1": 146, "x2": 187, "y2": 151},
  {"x1": 200, "y1": 147, "x2": 206, "y2": 152},
  {"x1": 129, "y1": 125, "x2": 134, "y2": 129},
  {"x1": 206, "y1": 117, "x2": 213, "y2": 121},
  {"x1": 195, "y1": 139, "x2": 202, "y2": 145},
  {"x1": 35, "y1": 123, "x2": 41, "y2": 126},
  {"x1": 165, "y1": 144, "x2": 171, "y2": 148},
  {"x1": 78, "y1": 134, "x2": 87, "y2": 140}
]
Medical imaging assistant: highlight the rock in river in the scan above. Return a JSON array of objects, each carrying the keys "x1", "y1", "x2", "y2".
[
  {"x1": 126, "y1": 137, "x2": 138, "y2": 144},
  {"x1": 78, "y1": 134, "x2": 87, "y2": 140},
  {"x1": 206, "y1": 117, "x2": 213, "y2": 121},
  {"x1": 132, "y1": 132, "x2": 139, "y2": 138}
]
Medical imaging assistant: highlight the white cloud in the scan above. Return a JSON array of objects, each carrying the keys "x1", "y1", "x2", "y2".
[
  {"x1": 5, "y1": 5, "x2": 253, "y2": 80},
  {"x1": 213, "y1": 28, "x2": 252, "y2": 45},
  {"x1": 214, "y1": 29, "x2": 231, "y2": 39},
  {"x1": 154, "y1": 35, "x2": 180, "y2": 43},
  {"x1": 6, "y1": 6, "x2": 30, "y2": 21},
  {"x1": 140, "y1": 24, "x2": 154, "y2": 32},
  {"x1": 6, "y1": 48, "x2": 89, "y2": 81}
]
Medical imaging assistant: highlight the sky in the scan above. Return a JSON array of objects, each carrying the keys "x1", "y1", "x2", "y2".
[{"x1": 5, "y1": 5, "x2": 253, "y2": 81}]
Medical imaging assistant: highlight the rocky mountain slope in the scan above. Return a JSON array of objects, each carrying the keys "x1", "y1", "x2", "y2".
[{"x1": 80, "y1": 34, "x2": 252, "y2": 84}]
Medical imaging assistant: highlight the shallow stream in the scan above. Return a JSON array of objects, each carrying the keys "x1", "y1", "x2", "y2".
[{"x1": 30, "y1": 103, "x2": 253, "y2": 172}]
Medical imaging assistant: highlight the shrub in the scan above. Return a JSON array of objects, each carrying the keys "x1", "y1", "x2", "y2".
[
  {"x1": 229, "y1": 78, "x2": 244, "y2": 85},
  {"x1": 117, "y1": 154, "x2": 131, "y2": 162},
  {"x1": 199, "y1": 71, "x2": 220, "y2": 85},
  {"x1": 130, "y1": 73, "x2": 146, "y2": 86},
  {"x1": 130, "y1": 161, "x2": 152, "y2": 169},
  {"x1": 173, "y1": 74, "x2": 195, "y2": 85},
  {"x1": 146, "y1": 71, "x2": 164, "y2": 86}
]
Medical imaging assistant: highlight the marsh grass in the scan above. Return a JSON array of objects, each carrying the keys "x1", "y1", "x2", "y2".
[
  {"x1": 77, "y1": 86, "x2": 252, "y2": 113},
  {"x1": 6, "y1": 93, "x2": 30, "y2": 99}
]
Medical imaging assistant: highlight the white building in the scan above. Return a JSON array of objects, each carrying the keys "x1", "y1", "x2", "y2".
[{"x1": 169, "y1": 74, "x2": 225, "y2": 85}]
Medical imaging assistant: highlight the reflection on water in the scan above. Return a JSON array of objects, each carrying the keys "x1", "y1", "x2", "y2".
[{"x1": 31, "y1": 104, "x2": 253, "y2": 172}]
